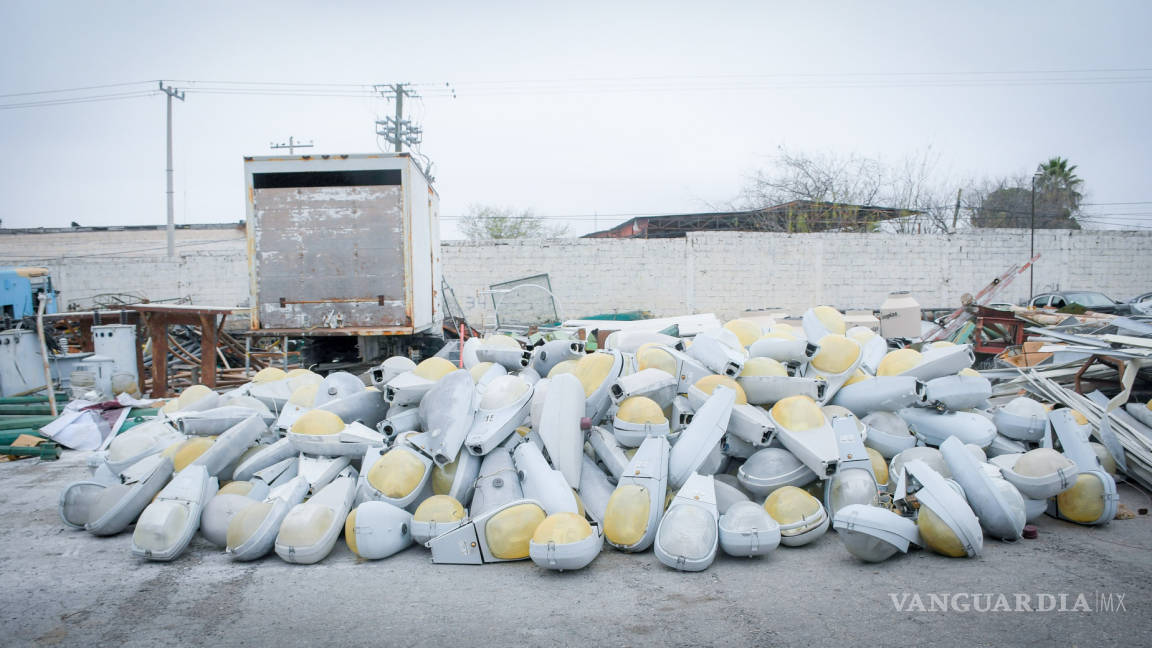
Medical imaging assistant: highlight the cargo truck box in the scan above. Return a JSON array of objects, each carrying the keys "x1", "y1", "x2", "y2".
[{"x1": 243, "y1": 154, "x2": 440, "y2": 336}]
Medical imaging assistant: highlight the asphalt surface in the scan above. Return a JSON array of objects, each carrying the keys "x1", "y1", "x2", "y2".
[{"x1": 2, "y1": 451, "x2": 1151, "y2": 648}]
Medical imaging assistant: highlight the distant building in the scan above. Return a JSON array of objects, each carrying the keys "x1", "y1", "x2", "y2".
[{"x1": 582, "y1": 200, "x2": 919, "y2": 238}]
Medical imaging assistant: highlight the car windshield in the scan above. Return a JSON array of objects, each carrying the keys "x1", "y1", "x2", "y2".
[{"x1": 1064, "y1": 292, "x2": 1115, "y2": 308}]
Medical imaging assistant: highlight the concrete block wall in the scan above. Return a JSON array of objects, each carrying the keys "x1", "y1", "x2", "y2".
[
  {"x1": 1, "y1": 227, "x2": 1148, "y2": 324},
  {"x1": 16, "y1": 253, "x2": 249, "y2": 309},
  {"x1": 442, "y1": 238, "x2": 688, "y2": 329},
  {"x1": 444, "y1": 230, "x2": 1152, "y2": 323},
  {"x1": 0, "y1": 227, "x2": 245, "y2": 258}
]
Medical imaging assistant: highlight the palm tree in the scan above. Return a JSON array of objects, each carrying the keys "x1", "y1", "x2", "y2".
[{"x1": 1035, "y1": 157, "x2": 1083, "y2": 213}]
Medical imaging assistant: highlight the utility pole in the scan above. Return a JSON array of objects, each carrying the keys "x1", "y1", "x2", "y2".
[
  {"x1": 374, "y1": 83, "x2": 422, "y2": 152},
  {"x1": 270, "y1": 136, "x2": 314, "y2": 155},
  {"x1": 1030, "y1": 174, "x2": 1038, "y2": 300},
  {"x1": 951, "y1": 188, "x2": 962, "y2": 231},
  {"x1": 160, "y1": 82, "x2": 185, "y2": 258},
  {"x1": 393, "y1": 86, "x2": 404, "y2": 153}
]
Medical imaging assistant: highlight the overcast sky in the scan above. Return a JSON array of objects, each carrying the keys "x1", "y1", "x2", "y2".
[{"x1": 2, "y1": 1, "x2": 1150, "y2": 238}]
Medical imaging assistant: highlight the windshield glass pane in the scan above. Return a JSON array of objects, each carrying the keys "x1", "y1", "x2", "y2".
[{"x1": 1065, "y1": 292, "x2": 1113, "y2": 307}]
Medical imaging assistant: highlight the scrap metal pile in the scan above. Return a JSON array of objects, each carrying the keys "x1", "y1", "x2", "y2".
[
  {"x1": 141, "y1": 325, "x2": 292, "y2": 392},
  {"x1": 55, "y1": 306, "x2": 1141, "y2": 570},
  {"x1": 980, "y1": 311, "x2": 1152, "y2": 490}
]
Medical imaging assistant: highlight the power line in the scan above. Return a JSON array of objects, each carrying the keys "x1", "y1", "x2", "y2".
[
  {"x1": 0, "y1": 90, "x2": 159, "y2": 110},
  {"x1": 449, "y1": 66, "x2": 1152, "y2": 84},
  {"x1": 155, "y1": 67, "x2": 1152, "y2": 82},
  {"x1": 172, "y1": 76, "x2": 1152, "y2": 98},
  {"x1": 0, "y1": 80, "x2": 155, "y2": 99},
  {"x1": 173, "y1": 67, "x2": 1152, "y2": 88},
  {"x1": 5, "y1": 66, "x2": 1151, "y2": 108},
  {"x1": 171, "y1": 79, "x2": 375, "y2": 88},
  {"x1": 184, "y1": 90, "x2": 376, "y2": 98}
]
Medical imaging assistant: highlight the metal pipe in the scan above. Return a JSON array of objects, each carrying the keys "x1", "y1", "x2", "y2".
[
  {"x1": 0, "y1": 444, "x2": 61, "y2": 460},
  {"x1": 0, "y1": 430, "x2": 45, "y2": 445},
  {"x1": 0, "y1": 405, "x2": 59, "y2": 416},
  {"x1": 0, "y1": 416, "x2": 57, "y2": 431},
  {"x1": 35, "y1": 294, "x2": 58, "y2": 418},
  {"x1": 0, "y1": 394, "x2": 67, "y2": 405}
]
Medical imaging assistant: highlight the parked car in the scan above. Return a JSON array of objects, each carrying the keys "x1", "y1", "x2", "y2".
[
  {"x1": 1024, "y1": 291, "x2": 1133, "y2": 315},
  {"x1": 1130, "y1": 292, "x2": 1152, "y2": 315}
]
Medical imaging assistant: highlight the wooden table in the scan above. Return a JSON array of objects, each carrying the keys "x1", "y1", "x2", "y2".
[{"x1": 118, "y1": 304, "x2": 241, "y2": 398}]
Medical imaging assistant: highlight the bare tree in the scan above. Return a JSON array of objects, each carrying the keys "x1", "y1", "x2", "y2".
[
  {"x1": 458, "y1": 205, "x2": 569, "y2": 240},
  {"x1": 741, "y1": 148, "x2": 881, "y2": 207},
  {"x1": 738, "y1": 147, "x2": 955, "y2": 233},
  {"x1": 885, "y1": 150, "x2": 955, "y2": 233}
]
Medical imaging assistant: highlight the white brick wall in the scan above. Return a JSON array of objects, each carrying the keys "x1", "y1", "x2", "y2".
[
  {"x1": 443, "y1": 230, "x2": 1152, "y2": 322},
  {"x1": 441, "y1": 238, "x2": 689, "y2": 328},
  {"x1": 0, "y1": 227, "x2": 245, "y2": 258},
  {"x1": 21, "y1": 253, "x2": 250, "y2": 308},
  {"x1": 2, "y1": 228, "x2": 1148, "y2": 323}
]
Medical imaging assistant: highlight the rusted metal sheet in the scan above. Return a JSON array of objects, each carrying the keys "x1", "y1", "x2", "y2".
[
  {"x1": 251, "y1": 185, "x2": 408, "y2": 330},
  {"x1": 971, "y1": 306, "x2": 1027, "y2": 356}
]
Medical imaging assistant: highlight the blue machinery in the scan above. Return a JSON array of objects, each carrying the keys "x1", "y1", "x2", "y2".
[{"x1": 0, "y1": 267, "x2": 58, "y2": 327}]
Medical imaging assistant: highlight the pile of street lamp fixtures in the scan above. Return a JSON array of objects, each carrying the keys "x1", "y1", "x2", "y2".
[{"x1": 58, "y1": 306, "x2": 1131, "y2": 570}]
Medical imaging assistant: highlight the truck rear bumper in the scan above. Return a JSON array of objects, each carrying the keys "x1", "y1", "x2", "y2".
[{"x1": 243, "y1": 326, "x2": 419, "y2": 337}]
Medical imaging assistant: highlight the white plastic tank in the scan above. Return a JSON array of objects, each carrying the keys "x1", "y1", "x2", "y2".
[
  {"x1": 92, "y1": 324, "x2": 138, "y2": 383},
  {"x1": 70, "y1": 371, "x2": 97, "y2": 401},
  {"x1": 879, "y1": 291, "x2": 921, "y2": 339},
  {"x1": 111, "y1": 373, "x2": 141, "y2": 398},
  {"x1": 50, "y1": 353, "x2": 96, "y2": 390},
  {"x1": 74, "y1": 355, "x2": 116, "y2": 401}
]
